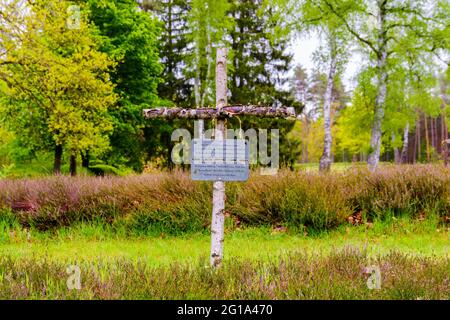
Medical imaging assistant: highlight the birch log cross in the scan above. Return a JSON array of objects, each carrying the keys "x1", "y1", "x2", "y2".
[{"x1": 143, "y1": 48, "x2": 297, "y2": 268}]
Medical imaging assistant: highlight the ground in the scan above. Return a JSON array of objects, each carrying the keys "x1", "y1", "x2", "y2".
[{"x1": 0, "y1": 216, "x2": 448, "y2": 299}]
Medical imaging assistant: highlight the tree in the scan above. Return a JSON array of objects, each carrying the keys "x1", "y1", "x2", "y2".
[
  {"x1": 229, "y1": 0, "x2": 292, "y2": 106},
  {"x1": 296, "y1": 0, "x2": 350, "y2": 171},
  {"x1": 143, "y1": 0, "x2": 192, "y2": 106},
  {"x1": 227, "y1": 0, "x2": 299, "y2": 168},
  {"x1": 186, "y1": 0, "x2": 233, "y2": 138},
  {"x1": 335, "y1": 64, "x2": 382, "y2": 161},
  {"x1": 0, "y1": 0, "x2": 116, "y2": 175},
  {"x1": 290, "y1": 64, "x2": 346, "y2": 165},
  {"x1": 319, "y1": 0, "x2": 448, "y2": 170},
  {"x1": 187, "y1": 0, "x2": 232, "y2": 107},
  {"x1": 291, "y1": 64, "x2": 309, "y2": 106},
  {"x1": 80, "y1": 0, "x2": 164, "y2": 171}
]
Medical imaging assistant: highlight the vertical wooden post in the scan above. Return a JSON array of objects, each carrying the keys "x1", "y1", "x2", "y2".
[{"x1": 210, "y1": 48, "x2": 227, "y2": 268}]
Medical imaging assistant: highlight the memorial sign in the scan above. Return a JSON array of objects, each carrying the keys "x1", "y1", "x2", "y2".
[
  {"x1": 191, "y1": 139, "x2": 249, "y2": 181},
  {"x1": 144, "y1": 48, "x2": 297, "y2": 267}
]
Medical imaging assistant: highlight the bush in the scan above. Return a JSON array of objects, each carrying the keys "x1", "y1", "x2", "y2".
[
  {"x1": 345, "y1": 165, "x2": 450, "y2": 218},
  {"x1": 229, "y1": 172, "x2": 351, "y2": 231},
  {"x1": 0, "y1": 165, "x2": 448, "y2": 233}
]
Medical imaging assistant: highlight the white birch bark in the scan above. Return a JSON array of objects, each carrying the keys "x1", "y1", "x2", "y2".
[
  {"x1": 144, "y1": 105, "x2": 296, "y2": 119},
  {"x1": 367, "y1": 2, "x2": 388, "y2": 171},
  {"x1": 210, "y1": 48, "x2": 227, "y2": 268},
  {"x1": 319, "y1": 36, "x2": 337, "y2": 172},
  {"x1": 400, "y1": 122, "x2": 410, "y2": 163}
]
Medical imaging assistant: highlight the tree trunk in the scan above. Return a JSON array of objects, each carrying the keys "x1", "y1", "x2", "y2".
[
  {"x1": 210, "y1": 48, "x2": 227, "y2": 268},
  {"x1": 319, "y1": 36, "x2": 337, "y2": 172},
  {"x1": 424, "y1": 116, "x2": 430, "y2": 162},
  {"x1": 302, "y1": 117, "x2": 309, "y2": 163},
  {"x1": 430, "y1": 117, "x2": 434, "y2": 151},
  {"x1": 392, "y1": 132, "x2": 401, "y2": 164},
  {"x1": 412, "y1": 122, "x2": 417, "y2": 163},
  {"x1": 417, "y1": 116, "x2": 421, "y2": 162},
  {"x1": 367, "y1": 4, "x2": 388, "y2": 171},
  {"x1": 400, "y1": 123, "x2": 409, "y2": 164},
  {"x1": 81, "y1": 151, "x2": 90, "y2": 168},
  {"x1": 53, "y1": 145, "x2": 63, "y2": 175},
  {"x1": 442, "y1": 106, "x2": 448, "y2": 166},
  {"x1": 70, "y1": 154, "x2": 77, "y2": 176}
]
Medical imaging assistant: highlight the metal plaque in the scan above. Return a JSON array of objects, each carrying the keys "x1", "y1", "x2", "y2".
[{"x1": 191, "y1": 139, "x2": 249, "y2": 181}]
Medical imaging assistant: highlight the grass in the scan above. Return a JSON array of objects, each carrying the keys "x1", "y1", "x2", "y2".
[
  {"x1": 0, "y1": 215, "x2": 448, "y2": 265},
  {"x1": 0, "y1": 215, "x2": 448, "y2": 299},
  {"x1": 294, "y1": 162, "x2": 369, "y2": 171},
  {"x1": 0, "y1": 166, "x2": 447, "y2": 299}
]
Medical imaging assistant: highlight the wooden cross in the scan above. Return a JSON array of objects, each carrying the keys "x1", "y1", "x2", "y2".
[{"x1": 144, "y1": 48, "x2": 297, "y2": 267}]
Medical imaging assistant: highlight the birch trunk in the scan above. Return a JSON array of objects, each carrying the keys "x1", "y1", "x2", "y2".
[
  {"x1": 393, "y1": 133, "x2": 401, "y2": 164},
  {"x1": 400, "y1": 123, "x2": 409, "y2": 164},
  {"x1": 367, "y1": 2, "x2": 388, "y2": 171},
  {"x1": 319, "y1": 37, "x2": 337, "y2": 172},
  {"x1": 210, "y1": 48, "x2": 227, "y2": 268}
]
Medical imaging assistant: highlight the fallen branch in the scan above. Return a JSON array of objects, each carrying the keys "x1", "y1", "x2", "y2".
[{"x1": 143, "y1": 105, "x2": 297, "y2": 120}]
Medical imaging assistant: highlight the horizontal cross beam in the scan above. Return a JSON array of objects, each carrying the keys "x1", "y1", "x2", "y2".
[{"x1": 143, "y1": 105, "x2": 297, "y2": 120}]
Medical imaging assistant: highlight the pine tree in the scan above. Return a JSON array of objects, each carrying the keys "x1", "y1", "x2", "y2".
[
  {"x1": 226, "y1": 0, "x2": 298, "y2": 168},
  {"x1": 146, "y1": 0, "x2": 192, "y2": 106},
  {"x1": 228, "y1": 0, "x2": 292, "y2": 106}
]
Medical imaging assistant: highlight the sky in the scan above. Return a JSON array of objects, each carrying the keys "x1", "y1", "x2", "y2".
[{"x1": 288, "y1": 32, "x2": 363, "y2": 92}]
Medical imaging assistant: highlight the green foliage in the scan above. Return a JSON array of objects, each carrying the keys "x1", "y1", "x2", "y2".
[
  {"x1": 0, "y1": 0, "x2": 116, "y2": 158},
  {"x1": 149, "y1": 0, "x2": 192, "y2": 106},
  {"x1": 335, "y1": 70, "x2": 375, "y2": 155},
  {"x1": 228, "y1": 0, "x2": 292, "y2": 106},
  {"x1": 80, "y1": 0, "x2": 164, "y2": 171},
  {"x1": 0, "y1": 0, "x2": 448, "y2": 173},
  {"x1": 88, "y1": 164, "x2": 126, "y2": 176},
  {"x1": 186, "y1": 0, "x2": 233, "y2": 107}
]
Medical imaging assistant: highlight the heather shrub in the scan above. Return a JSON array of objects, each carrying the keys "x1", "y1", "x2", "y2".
[
  {"x1": 0, "y1": 249, "x2": 447, "y2": 299},
  {"x1": 279, "y1": 176, "x2": 350, "y2": 231},
  {"x1": 229, "y1": 172, "x2": 351, "y2": 231},
  {"x1": 227, "y1": 175, "x2": 287, "y2": 225},
  {"x1": 123, "y1": 191, "x2": 212, "y2": 235},
  {"x1": 346, "y1": 165, "x2": 450, "y2": 219},
  {"x1": 0, "y1": 165, "x2": 448, "y2": 233}
]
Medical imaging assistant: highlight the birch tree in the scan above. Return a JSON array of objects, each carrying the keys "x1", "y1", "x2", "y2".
[
  {"x1": 321, "y1": 0, "x2": 447, "y2": 170},
  {"x1": 186, "y1": 0, "x2": 232, "y2": 137},
  {"x1": 289, "y1": 0, "x2": 349, "y2": 171}
]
